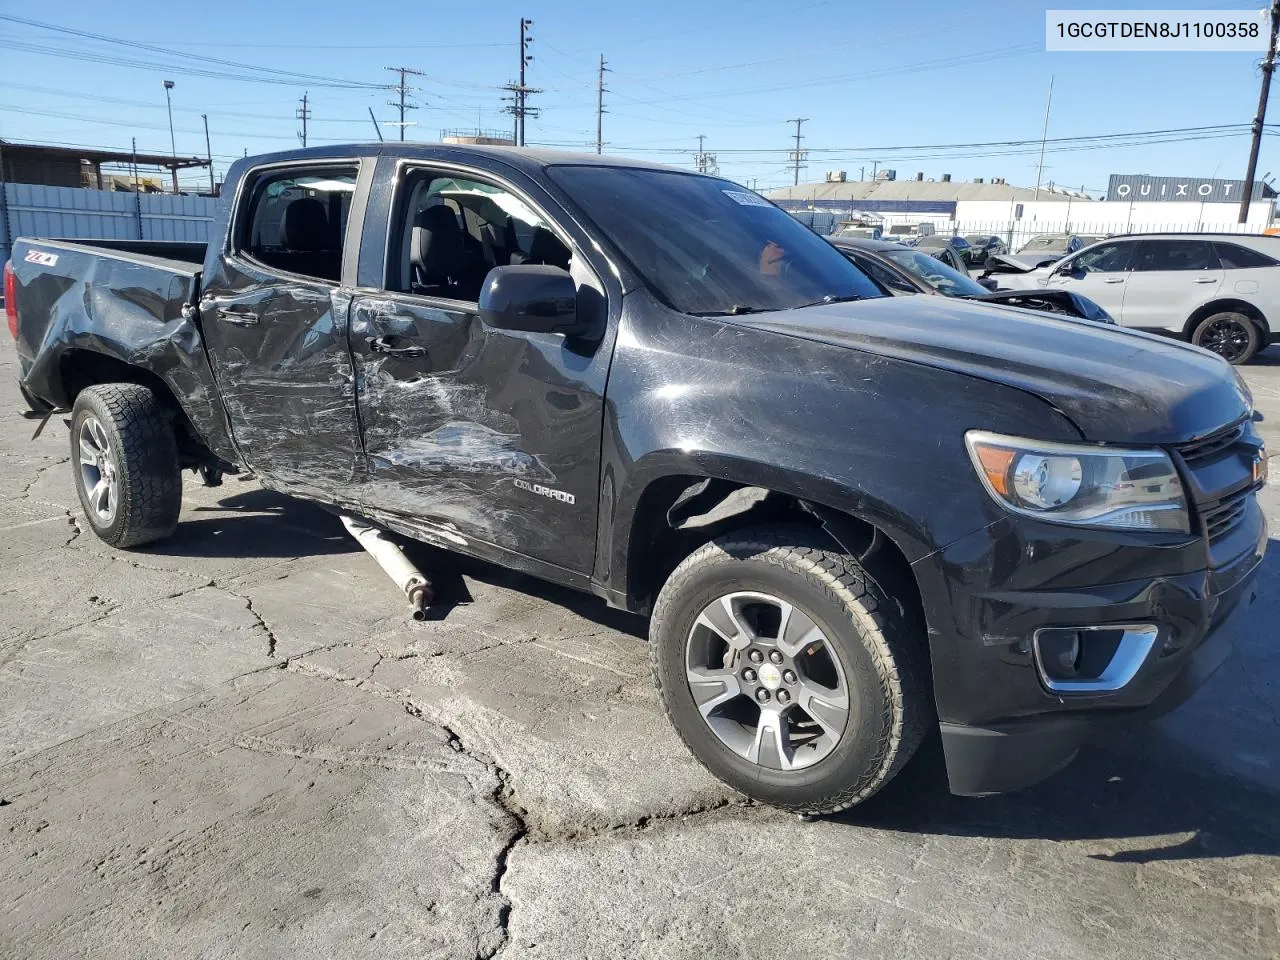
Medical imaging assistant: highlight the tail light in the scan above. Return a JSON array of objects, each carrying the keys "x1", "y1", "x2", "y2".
[{"x1": 3, "y1": 260, "x2": 16, "y2": 340}]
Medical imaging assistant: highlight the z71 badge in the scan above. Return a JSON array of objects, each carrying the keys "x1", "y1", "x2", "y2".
[{"x1": 24, "y1": 250, "x2": 58, "y2": 267}]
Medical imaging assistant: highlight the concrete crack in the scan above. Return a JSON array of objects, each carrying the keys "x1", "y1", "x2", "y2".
[{"x1": 18, "y1": 457, "x2": 69, "y2": 499}]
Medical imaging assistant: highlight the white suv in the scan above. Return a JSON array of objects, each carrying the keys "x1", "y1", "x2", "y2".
[{"x1": 991, "y1": 233, "x2": 1280, "y2": 364}]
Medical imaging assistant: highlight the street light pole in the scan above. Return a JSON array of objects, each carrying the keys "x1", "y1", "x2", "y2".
[{"x1": 163, "y1": 80, "x2": 178, "y2": 194}]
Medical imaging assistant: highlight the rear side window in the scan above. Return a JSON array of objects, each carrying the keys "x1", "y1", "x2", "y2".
[
  {"x1": 1133, "y1": 239, "x2": 1219, "y2": 272},
  {"x1": 237, "y1": 166, "x2": 358, "y2": 283},
  {"x1": 1214, "y1": 242, "x2": 1279, "y2": 269}
]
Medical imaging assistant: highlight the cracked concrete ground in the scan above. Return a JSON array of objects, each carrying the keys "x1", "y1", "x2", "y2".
[{"x1": 1, "y1": 334, "x2": 1278, "y2": 960}]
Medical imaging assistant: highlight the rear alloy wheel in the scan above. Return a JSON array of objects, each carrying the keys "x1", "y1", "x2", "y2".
[
  {"x1": 650, "y1": 525, "x2": 929, "y2": 815},
  {"x1": 70, "y1": 384, "x2": 182, "y2": 548},
  {"x1": 1192, "y1": 312, "x2": 1261, "y2": 365}
]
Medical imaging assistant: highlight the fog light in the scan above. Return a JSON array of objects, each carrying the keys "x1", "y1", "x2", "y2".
[{"x1": 1038, "y1": 630, "x2": 1082, "y2": 681}]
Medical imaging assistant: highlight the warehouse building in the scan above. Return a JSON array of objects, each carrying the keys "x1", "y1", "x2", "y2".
[{"x1": 767, "y1": 169, "x2": 1277, "y2": 240}]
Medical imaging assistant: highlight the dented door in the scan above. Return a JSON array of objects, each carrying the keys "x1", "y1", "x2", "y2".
[
  {"x1": 197, "y1": 160, "x2": 366, "y2": 500},
  {"x1": 348, "y1": 292, "x2": 605, "y2": 572}
]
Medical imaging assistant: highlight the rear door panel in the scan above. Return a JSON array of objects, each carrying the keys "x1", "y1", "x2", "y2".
[{"x1": 1119, "y1": 239, "x2": 1224, "y2": 332}]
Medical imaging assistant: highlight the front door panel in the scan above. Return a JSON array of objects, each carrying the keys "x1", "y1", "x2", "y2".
[{"x1": 349, "y1": 293, "x2": 606, "y2": 572}]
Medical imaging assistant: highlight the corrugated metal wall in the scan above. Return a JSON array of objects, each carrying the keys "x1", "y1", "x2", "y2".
[{"x1": 0, "y1": 183, "x2": 217, "y2": 265}]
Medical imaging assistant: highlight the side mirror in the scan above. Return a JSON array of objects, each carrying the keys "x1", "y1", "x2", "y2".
[
  {"x1": 478, "y1": 265, "x2": 591, "y2": 337},
  {"x1": 977, "y1": 276, "x2": 998, "y2": 291}
]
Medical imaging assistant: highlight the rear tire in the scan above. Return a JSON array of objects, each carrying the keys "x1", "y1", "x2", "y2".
[
  {"x1": 1192, "y1": 311, "x2": 1261, "y2": 365},
  {"x1": 69, "y1": 384, "x2": 182, "y2": 548},
  {"x1": 649, "y1": 525, "x2": 929, "y2": 815}
]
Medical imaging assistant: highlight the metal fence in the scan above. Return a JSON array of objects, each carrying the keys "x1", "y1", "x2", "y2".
[
  {"x1": 0, "y1": 182, "x2": 218, "y2": 267},
  {"x1": 950, "y1": 220, "x2": 1269, "y2": 253},
  {"x1": 791, "y1": 208, "x2": 1271, "y2": 250}
]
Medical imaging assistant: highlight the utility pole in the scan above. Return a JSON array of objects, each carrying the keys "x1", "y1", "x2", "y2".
[
  {"x1": 201, "y1": 114, "x2": 214, "y2": 195},
  {"x1": 693, "y1": 135, "x2": 717, "y2": 175},
  {"x1": 385, "y1": 66, "x2": 424, "y2": 141},
  {"x1": 1240, "y1": 0, "x2": 1280, "y2": 223},
  {"x1": 596, "y1": 54, "x2": 609, "y2": 154},
  {"x1": 1033, "y1": 75, "x2": 1054, "y2": 201},
  {"x1": 788, "y1": 118, "x2": 809, "y2": 186},
  {"x1": 502, "y1": 18, "x2": 541, "y2": 146},
  {"x1": 296, "y1": 92, "x2": 311, "y2": 148},
  {"x1": 162, "y1": 80, "x2": 177, "y2": 194}
]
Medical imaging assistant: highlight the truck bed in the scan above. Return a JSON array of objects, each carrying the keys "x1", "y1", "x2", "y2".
[{"x1": 8, "y1": 235, "x2": 237, "y2": 463}]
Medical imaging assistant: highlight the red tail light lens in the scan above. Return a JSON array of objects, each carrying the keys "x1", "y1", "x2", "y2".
[{"x1": 3, "y1": 260, "x2": 16, "y2": 340}]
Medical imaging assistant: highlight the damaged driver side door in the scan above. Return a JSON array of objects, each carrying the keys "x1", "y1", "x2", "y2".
[{"x1": 348, "y1": 160, "x2": 611, "y2": 575}]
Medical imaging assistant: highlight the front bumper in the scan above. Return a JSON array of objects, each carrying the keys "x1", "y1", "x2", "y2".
[{"x1": 913, "y1": 491, "x2": 1266, "y2": 797}]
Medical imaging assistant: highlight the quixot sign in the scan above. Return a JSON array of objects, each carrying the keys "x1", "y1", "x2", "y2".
[{"x1": 1105, "y1": 174, "x2": 1270, "y2": 203}]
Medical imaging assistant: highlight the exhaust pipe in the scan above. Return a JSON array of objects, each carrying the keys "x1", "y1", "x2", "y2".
[{"x1": 340, "y1": 515, "x2": 433, "y2": 620}]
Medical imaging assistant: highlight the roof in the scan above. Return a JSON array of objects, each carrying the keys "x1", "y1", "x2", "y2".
[
  {"x1": 223, "y1": 142, "x2": 682, "y2": 179},
  {"x1": 767, "y1": 179, "x2": 1085, "y2": 203},
  {"x1": 0, "y1": 140, "x2": 209, "y2": 169}
]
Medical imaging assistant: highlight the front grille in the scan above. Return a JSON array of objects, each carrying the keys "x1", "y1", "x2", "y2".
[
  {"x1": 1200, "y1": 487, "x2": 1253, "y2": 541},
  {"x1": 1177, "y1": 421, "x2": 1246, "y2": 465}
]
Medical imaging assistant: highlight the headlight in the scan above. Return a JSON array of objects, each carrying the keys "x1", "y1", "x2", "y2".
[{"x1": 965, "y1": 431, "x2": 1189, "y2": 533}]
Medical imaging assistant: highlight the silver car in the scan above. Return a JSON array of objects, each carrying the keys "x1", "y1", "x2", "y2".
[{"x1": 990, "y1": 233, "x2": 1280, "y2": 363}]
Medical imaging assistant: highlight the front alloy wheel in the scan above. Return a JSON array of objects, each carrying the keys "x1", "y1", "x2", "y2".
[
  {"x1": 650, "y1": 525, "x2": 929, "y2": 815},
  {"x1": 686, "y1": 591, "x2": 849, "y2": 771}
]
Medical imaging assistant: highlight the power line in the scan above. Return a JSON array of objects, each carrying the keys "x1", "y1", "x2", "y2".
[
  {"x1": 0, "y1": 15, "x2": 384, "y2": 89},
  {"x1": 385, "y1": 66, "x2": 424, "y2": 141}
]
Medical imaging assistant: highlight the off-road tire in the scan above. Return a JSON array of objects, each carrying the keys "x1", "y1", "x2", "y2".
[
  {"x1": 650, "y1": 524, "x2": 930, "y2": 815},
  {"x1": 70, "y1": 384, "x2": 181, "y2": 548}
]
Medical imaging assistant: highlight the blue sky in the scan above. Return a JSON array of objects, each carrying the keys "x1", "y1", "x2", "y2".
[{"x1": 0, "y1": 0, "x2": 1274, "y2": 194}]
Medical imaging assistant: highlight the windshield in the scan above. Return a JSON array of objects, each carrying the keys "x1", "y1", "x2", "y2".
[
  {"x1": 547, "y1": 166, "x2": 883, "y2": 314},
  {"x1": 883, "y1": 249, "x2": 988, "y2": 297}
]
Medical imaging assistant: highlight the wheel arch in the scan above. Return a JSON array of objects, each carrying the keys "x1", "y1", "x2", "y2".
[
  {"x1": 1183, "y1": 298, "x2": 1269, "y2": 340},
  {"x1": 609, "y1": 458, "x2": 933, "y2": 661},
  {"x1": 57, "y1": 349, "x2": 228, "y2": 472}
]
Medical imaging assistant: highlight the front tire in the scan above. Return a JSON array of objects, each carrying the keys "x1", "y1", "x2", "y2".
[
  {"x1": 1192, "y1": 311, "x2": 1261, "y2": 365},
  {"x1": 70, "y1": 384, "x2": 182, "y2": 548},
  {"x1": 650, "y1": 525, "x2": 929, "y2": 815}
]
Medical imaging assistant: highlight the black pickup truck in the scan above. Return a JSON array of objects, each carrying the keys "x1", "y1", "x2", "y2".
[{"x1": 5, "y1": 145, "x2": 1267, "y2": 813}]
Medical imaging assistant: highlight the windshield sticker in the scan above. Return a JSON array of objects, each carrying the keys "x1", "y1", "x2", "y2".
[{"x1": 722, "y1": 190, "x2": 772, "y2": 208}]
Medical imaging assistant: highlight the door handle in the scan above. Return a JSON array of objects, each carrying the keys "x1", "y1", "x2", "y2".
[
  {"x1": 214, "y1": 307, "x2": 259, "y2": 326},
  {"x1": 1102, "y1": 277, "x2": 1125, "y2": 284},
  {"x1": 366, "y1": 335, "x2": 426, "y2": 358},
  {"x1": 1193, "y1": 277, "x2": 1218, "y2": 284}
]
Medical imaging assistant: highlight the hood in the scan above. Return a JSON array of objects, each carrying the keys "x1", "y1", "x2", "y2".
[{"x1": 729, "y1": 296, "x2": 1247, "y2": 444}]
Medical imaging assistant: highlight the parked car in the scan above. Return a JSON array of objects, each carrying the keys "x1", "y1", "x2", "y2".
[
  {"x1": 914, "y1": 234, "x2": 972, "y2": 266},
  {"x1": 884, "y1": 221, "x2": 936, "y2": 244},
  {"x1": 982, "y1": 233, "x2": 1280, "y2": 363},
  {"x1": 831, "y1": 237, "x2": 1115, "y2": 322},
  {"x1": 832, "y1": 221, "x2": 882, "y2": 241},
  {"x1": 965, "y1": 234, "x2": 1008, "y2": 264},
  {"x1": 5, "y1": 146, "x2": 1264, "y2": 814}
]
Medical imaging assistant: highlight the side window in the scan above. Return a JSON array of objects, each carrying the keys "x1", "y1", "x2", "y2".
[
  {"x1": 238, "y1": 166, "x2": 357, "y2": 283},
  {"x1": 389, "y1": 171, "x2": 572, "y2": 301},
  {"x1": 1133, "y1": 239, "x2": 1219, "y2": 272},
  {"x1": 1070, "y1": 241, "x2": 1133, "y2": 274},
  {"x1": 1215, "y1": 242, "x2": 1279, "y2": 269}
]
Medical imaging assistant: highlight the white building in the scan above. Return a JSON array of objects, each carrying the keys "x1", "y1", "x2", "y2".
[{"x1": 767, "y1": 170, "x2": 1277, "y2": 243}]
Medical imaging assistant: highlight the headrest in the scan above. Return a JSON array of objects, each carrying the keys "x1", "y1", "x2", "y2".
[
  {"x1": 280, "y1": 198, "x2": 329, "y2": 251},
  {"x1": 411, "y1": 204, "x2": 467, "y2": 281},
  {"x1": 526, "y1": 227, "x2": 570, "y2": 270}
]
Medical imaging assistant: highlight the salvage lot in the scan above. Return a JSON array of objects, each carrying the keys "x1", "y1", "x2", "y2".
[{"x1": 0, "y1": 333, "x2": 1277, "y2": 959}]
